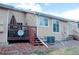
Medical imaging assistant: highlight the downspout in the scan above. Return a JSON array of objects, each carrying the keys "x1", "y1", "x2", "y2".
[
  {"x1": 36, "y1": 14, "x2": 38, "y2": 37},
  {"x1": 34, "y1": 12, "x2": 38, "y2": 37},
  {"x1": 6, "y1": 9, "x2": 9, "y2": 44}
]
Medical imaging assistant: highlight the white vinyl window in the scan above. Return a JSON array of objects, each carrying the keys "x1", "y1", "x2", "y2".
[
  {"x1": 52, "y1": 20, "x2": 59, "y2": 32},
  {"x1": 38, "y1": 16, "x2": 48, "y2": 27}
]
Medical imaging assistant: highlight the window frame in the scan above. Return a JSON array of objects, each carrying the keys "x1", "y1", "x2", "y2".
[
  {"x1": 37, "y1": 16, "x2": 49, "y2": 27},
  {"x1": 52, "y1": 19, "x2": 59, "y2": 32}
]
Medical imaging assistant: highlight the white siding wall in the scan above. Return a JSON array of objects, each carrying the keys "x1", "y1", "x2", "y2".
[
  {"x1": 37, "y1": 17, "x2": 68, "y2": 41},
  {"x1": 0, "y1": 9, "x2": 9, "y2": 45},
  {"x1": 66, "y1": 22, "x2": 78, "y2": 35}
]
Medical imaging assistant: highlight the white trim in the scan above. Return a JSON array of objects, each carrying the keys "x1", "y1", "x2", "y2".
[
  {"x1": 37, "y1": 36, "x2": 48, "y2": 48},
  {"x1": 37, "y1": 16, "x2": 49, "y2": 27},
  {"x1": 52, "y1": 19, "x2": 60, "y2": 33},
  {"x1": 52, "y1": 20, "x2": 53, "y2": 33},
  {"x1": 36, "y1": 15, "x2": 38, "y2": 36}
]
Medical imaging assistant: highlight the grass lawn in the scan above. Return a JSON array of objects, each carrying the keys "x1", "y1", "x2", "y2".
[{"x1": 32, "y1": 46, "x2": 79, "y2": 55}]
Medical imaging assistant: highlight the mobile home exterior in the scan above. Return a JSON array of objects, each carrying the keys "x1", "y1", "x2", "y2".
[{"x1": 0, "y1": 4, "x2": 78, "y2": 45}]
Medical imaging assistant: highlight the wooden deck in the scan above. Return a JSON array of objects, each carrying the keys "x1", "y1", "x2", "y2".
[
  {"x1": 8, "y1": 16, "x2": 44, "y2": 46},
  {"x1": 8, "y1": 24, "x2": 43, "y2": 46}
]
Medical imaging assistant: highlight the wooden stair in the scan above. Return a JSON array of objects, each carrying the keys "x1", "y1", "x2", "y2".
[
  {"x1": 34, "y1": 37, "x2": 43, "y2": 46},
  {"x1": 28, "y1": 26, "x2": 43, "y2": 46},
  {"x1": 28, "y1": 26, "x2": 48, "y2": 48}
]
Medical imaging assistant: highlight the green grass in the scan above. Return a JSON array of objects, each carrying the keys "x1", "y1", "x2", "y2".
[
  {"x1": 31, "y1": 46, "x2": 79, "y2": 55},
  {"x1": 49, "y1": 46, "x2": 79, "y2": 55}
]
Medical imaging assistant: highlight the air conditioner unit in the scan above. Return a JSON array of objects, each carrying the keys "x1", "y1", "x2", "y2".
[{"x1": 47, "y1": 36, "x2": 55, "y2": 44}]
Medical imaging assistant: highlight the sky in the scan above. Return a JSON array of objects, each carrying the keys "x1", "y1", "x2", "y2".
[{"x1": 3, "y1": 3, "x2": 79, "y2": 21}]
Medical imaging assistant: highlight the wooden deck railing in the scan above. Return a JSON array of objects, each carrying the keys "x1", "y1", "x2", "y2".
[{"x1": 8, "y1": 24, "x2": 37, "y2": 42}]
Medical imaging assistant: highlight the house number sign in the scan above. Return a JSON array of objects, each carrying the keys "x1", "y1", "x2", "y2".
[{"x1": 17, "y1": 30, "x2": 24, "y2": 36}]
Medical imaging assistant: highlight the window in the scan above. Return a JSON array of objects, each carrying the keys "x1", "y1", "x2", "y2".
[
  {"x1": 38, "y1": 16, "x2": 48, "y2": 27},
  {"x1": 52, "y1": 20, "x2": 59, "y2": 32},
  {"x1": 78, "y1": 22, "x2": 79, "y2": 28}
]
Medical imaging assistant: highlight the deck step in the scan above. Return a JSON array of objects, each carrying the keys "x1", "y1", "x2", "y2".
[
  {"x1": 34, "y1": 43, "x2": 43, "y2": 46},
  {"x1": 34, "y1": 38, "x2": 43, "y2": 46},
  {"x1": 34, "y1": 37, "x2": 38, "y2": 39},
  {"x1": 34, "y1": 39, "x2": 40, "y2": 41},
  {"x1": 35, "y1": 41, "x2": 41, "y2": 43}
]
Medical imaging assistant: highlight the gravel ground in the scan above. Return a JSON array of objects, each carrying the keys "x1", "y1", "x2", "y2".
[{"x1": 0, "y1": 40, "x2": 79, "y2": 55}]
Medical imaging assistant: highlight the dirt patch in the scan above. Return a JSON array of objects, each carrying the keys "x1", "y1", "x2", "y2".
[
  {"x1": 0, "y1": 40, "x2": 79, "y2": 55},
  {"x1": 0, "y1": 43, "x2": 48, "y2": 55}
]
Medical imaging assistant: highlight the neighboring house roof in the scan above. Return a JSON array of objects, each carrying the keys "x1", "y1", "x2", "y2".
[{"x1": 0, "y1": 3, "x2": 76, "y2": 22}]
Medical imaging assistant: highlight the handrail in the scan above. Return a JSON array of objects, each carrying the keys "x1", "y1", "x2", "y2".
[
  {"x1": 29, "y1": 27, "x2": 48, "y2": 48},
  {"x1": 8, "y1": 24, "x2": 37, "y2": 28},
  {"x1": 37, "y1": 36, "x2": 48, "y2": 48}
]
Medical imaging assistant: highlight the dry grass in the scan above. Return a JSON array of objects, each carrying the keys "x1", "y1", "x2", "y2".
[
  {"x1": 31, "y1": 46, "x2": 79, "y2": 55},
  {"x1": 48, "y1": 46, "x2": 79, "y2": 55}
]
